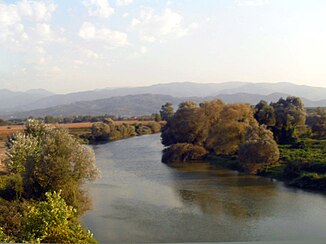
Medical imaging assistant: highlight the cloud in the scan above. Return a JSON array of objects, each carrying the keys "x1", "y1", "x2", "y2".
[
  {"x1": 50, "y1": 65, "x2": 62, "y2": 74},
  {"x1": 17, "y1": 0, "x2": 57, "y2": 21},
  {"x1": 35, "y1": 23, "x2": 66, "y2": 43},
  {"x1": 79, "y1": 22, "x2": 128, "y2": 47},
  {"x1": 131, "y1": 7, "x2": 197, "y2": 43},
  {"x1": 74, "y1": 59, "x2": 84, "y2": 66},
  {"x1": 235, "y1": 0, "x2": 270, "y2": 7},
  {"x1": 117, "y1": 0, "x2": 133, "y2": 6},
  {"x1": 0, "y1": 0, "x2": 58, "y2": 47},
  {"x1": 84, "y1": 49, "x2": 102, "y2": 59},
  {"x1": 83, "y1": 0, "x2": 114, "y2": 18}
]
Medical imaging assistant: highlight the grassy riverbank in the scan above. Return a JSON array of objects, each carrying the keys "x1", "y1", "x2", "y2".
[{"x1": 208, "y1": 138, "x2": 326, "y2": 191}]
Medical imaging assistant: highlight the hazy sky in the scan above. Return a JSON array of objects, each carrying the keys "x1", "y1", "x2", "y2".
[{"x1": 1, "y1": 0, "x2": 326, "y2": 93}]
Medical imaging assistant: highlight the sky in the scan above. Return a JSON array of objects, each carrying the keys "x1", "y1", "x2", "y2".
[{"x1": 0, "y1": 0, "x2": 326, "y2": 93}]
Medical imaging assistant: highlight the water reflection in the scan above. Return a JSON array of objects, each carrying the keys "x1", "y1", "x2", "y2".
[
  {"x1": 82, "y1": 134, "x2": 326, "y2": 243},
  {"x1": 166, "y1": 162, "x2": 280, "y2": 220}
]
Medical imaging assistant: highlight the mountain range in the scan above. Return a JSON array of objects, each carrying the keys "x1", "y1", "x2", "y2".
[{"x1": 1, "y1": 82, "x2": 325, "y2": 118}]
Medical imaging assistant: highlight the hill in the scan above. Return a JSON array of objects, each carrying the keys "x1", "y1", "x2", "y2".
[{"x1": 6, "y1": 92, "x2": 326, "y2": 119}]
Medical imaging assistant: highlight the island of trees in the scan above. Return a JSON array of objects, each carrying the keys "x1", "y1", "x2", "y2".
[{"x1": 160, "y1": 97, "x2": 326, "y2": 191}]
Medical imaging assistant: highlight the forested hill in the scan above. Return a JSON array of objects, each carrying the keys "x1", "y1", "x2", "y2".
[{"x1": 6, "y1": 92, "x2": 326, "y2": 118}]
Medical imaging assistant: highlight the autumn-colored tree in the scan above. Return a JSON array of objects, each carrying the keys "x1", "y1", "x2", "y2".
[
  {"x1": 238, "y1": 125, "x2": 280, "y2": 173},
  {"x1": 161, "y1": 101, "x2": 209, "y2": 146},
  {"x1": 205, "y1": 103, "x2": 258, "y2": 155}
]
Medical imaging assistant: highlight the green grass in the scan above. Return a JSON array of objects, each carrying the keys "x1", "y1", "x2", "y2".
[{"x1": 264, "y1": 138, "x2": 326, "y2": 190}]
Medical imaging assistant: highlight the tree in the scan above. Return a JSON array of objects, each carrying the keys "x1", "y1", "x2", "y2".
[
  {"x1": 160, "y1": 102, "x2": 175, "y2": 121},
  {"x1": 271, "y1": 96, "x2": 306, "y2": 144},
  {"x1": 161, "y1": 101, "x2": 209, "y2": 146},
  {"x1": 22, "y1": 191, "x2": 97, "y2": 243},
  {"x1": 254, "y1": 100, "x2": 275, "y2": 127},
  {"x1": 205, "y1": 103, "x2": 258, "y2": 155},
  {"x1": 6, "y1": 120, "x2": 99, "y2": 214},
  {"x1": 306, "y1": 107, "x2": 326, "y2": 138},
  {"x1": 238, "y1": 125, "x2": 280, "y2": 173},
  {"x1": 199, "y1": 99, "x2": 224, "y2": 125}
]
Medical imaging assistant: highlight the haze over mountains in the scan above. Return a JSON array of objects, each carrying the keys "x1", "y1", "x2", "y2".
[{"x1": 1, "y1": 82, "x2": 325, "y2": 118}]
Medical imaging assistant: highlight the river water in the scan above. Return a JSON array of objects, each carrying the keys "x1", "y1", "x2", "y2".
[{"x1": 82, "y1": 134, "x2": 326, "y2": 243}]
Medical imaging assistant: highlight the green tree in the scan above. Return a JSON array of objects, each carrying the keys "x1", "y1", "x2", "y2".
[
  {"x1": 160, "y1": 102, "x2": 175, "y2": 121},
  {"x1": 6, "y1": 120, "x2": 99, "y2": 214},
  {"x1": 271, "y1": 96, "x2": 306, "y2": 144},
  {"x1": 306, "y1": 107, "x2": 326, "y2": 138},
  {"x1": 22, "y1": 191, "x2": 97, "y2": 243},
  {"x1": 238, "y1": 125, "x2": 280, "y2": 173},
  {"x1": 254, "y1": 100, "x2": 276, "y2": 127}
]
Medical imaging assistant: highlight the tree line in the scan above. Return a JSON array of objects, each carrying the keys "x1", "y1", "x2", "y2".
[{"x1": 89, "y1": 119, "x2": 162, "y2": 143}]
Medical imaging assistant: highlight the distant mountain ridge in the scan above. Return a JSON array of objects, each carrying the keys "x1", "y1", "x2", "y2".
[
  {"x1": 6, "y1": 92, "x2": 326, "y2": 119},
  {"x1": 0, "y1": 88, "x2": 54, "y2": 111},
  {"x1": 0, "y1": 81, "x2": 325, "y2": 118}
]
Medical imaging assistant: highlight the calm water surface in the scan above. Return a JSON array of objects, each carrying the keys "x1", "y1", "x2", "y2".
[{"x1": 82, "y1": 134, "x2": 326, "y2": 243}]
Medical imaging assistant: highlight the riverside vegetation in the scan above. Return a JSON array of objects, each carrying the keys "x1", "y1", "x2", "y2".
[
  {"x1": 0, "y1": 118, "x2": 162, "y2": 242},
  {"x1": 0, "y1": 120, "x2": 99, "y2": 243},
  {"x1": 161, "y1": 98, "x2": 326, "y2": 191},
  {"x1": 87, "y1": 118, "x2": 162, "y2": 143}
]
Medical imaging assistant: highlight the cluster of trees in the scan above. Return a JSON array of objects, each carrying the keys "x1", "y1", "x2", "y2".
[
  {"x1": 160, "y1": 96, "x2": 326, "y2": 190},
  {"x1": 0, "y1": 120, "x2": 99, "y2": 242},
  {"x1": 254, "y1": 97, "x2": 307, "y2": 143},
  {"x1": 306, "y1": 107, "x2": 326, "y2": 139},
  {"x1": 161, "y1": 99, "x2": 281, "y2": 173},
  {"x1": 90, "y1": 119, "x2": 162, "y2": 143}
]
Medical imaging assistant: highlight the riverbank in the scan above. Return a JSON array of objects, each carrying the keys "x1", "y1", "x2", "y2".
[
  {"x1": 84, "y1": 121, "x2": 163, "y2": 145},
  {"x1": 207, "y1": 139, "x2": 326, "y2": 192},
  {"x1": 0, "y1": 121, "x2": 164, "y2": 171}
]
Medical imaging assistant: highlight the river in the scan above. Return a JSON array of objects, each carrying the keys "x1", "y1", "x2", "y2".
[{"x1": 82, "y1": 134, "x2": 326, "y2": 243}]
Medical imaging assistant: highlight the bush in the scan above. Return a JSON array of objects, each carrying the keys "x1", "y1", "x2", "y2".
[{"x1": 162, "y1": 143, "x2": 208, "y2": 163}]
